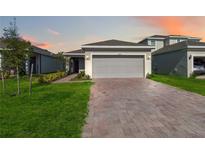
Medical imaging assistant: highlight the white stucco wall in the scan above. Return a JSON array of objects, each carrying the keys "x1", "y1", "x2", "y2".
[
  {"x1": 148, "y1": 40, "x2": 164, "y2": 51},
  {"x1": 187, "y1": 51, "x2": 205, "y2": 77},
  {"x1": 169, "y1": 39, "x2": 178, "y2": 45},
  {"x1": 85, "y1": 51, "x2": 151, "y2": 78},
  {"x1": 165, "y1": 38, "x2": 187, "y2": 46}
]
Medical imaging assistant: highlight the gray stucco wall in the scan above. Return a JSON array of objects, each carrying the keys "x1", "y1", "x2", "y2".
[
  {"x1": 79, "y1": 58, "x2": 85, "y2": 71},
  {"x1": 152, "y1": 49, "x2": 188, "y2": 77},
  {"x1": 40, "y1": 55, "x2": 64, "y2": 73}
]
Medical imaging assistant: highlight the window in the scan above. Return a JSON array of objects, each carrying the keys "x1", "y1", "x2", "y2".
[
  {"x1": 176, "y1": 39, "x2": 180, "y2": 43},
  {"x1": 150, "y1": 40, "x2": 155, "y2": 46}
]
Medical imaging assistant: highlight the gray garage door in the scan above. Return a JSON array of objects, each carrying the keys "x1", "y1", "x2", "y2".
[{"x1": 92, "y1": 55, "x2": 144, "y2": 78}]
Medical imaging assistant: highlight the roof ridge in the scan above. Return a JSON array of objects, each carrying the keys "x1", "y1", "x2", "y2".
[{"x1": 82, "y1": 39, "x2": 143, "y2": 46}]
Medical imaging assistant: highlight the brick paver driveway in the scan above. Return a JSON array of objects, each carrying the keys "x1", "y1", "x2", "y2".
[{"x1": 83, "y1": 78, "x2": 205, "y2": 137}]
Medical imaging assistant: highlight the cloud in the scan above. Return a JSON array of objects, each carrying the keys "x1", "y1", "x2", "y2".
[
  {"x1": 22, "y1": 34, "x2": 52, "y2": 49},
  {"x1": 137, "y1": 16, "x2": 205, "y2": 40},
  {"x1": 35, "y1": 42, "x2": 51, "y2": 49},
  {"x1": 47, "y1": 28, "x2": 60, "y2": 36}
]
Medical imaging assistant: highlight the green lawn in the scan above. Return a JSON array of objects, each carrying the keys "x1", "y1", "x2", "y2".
[
  {"x1": 150, "y1": 74, "x2": 205, "y2": 96},
  {"x1": 0, "y1": 77, "x2": 92, "y2": 137}
]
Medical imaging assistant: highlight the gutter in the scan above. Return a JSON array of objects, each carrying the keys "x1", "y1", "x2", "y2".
[
  {"x1": 81, "y1": 45, "x2": 155, "y2": 49},
  {"x1": 63, "y1": 53, "x2": 85, "y2": 56}
]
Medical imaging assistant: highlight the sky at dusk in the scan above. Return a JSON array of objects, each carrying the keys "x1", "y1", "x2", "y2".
[{"x1": 1, "y1": 16, "x2": 205, "y2": 53}]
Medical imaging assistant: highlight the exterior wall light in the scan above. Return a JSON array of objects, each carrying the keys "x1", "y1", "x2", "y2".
[
  {"x1": 189, "y1": 55, "x2": 192, "y2": 60},
  {"x1": 147, "y1": 55, "x2": 151, "y2": 60},
  {"x1": 85, "y1": 55, "x2": 90, "y2": 60}
]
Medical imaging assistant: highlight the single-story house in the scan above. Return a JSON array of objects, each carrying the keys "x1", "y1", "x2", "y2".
[
  {"x1": 26, "y1": 46, "x2": 64, "y2": 74},
  {"x1": 152, "y1": 40, "x2": 205, "y2": 77},
  {"x1": 0, "y1": 41, "x2": 64, "y2": 74},
  {"x1": 64, "y1": 39, "x2": 154, "y2": 78}
]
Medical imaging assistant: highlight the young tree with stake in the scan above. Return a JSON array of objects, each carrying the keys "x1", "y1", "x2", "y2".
[{"x1": 1, "y1": 18, "x2": 32, "y2": 95}]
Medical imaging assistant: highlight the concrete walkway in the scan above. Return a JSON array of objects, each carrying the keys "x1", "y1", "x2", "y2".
[
  {"x1": 52, "y1": 73, "x2": 77, "y2": 83},
  {"x1": 83, "y1": 78, "x2": 205, "y2": 138},
  {"x1": 196, "y1": 75, "x2": 205, "y2": 79}
]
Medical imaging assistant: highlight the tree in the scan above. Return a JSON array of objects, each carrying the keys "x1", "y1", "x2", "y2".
[
  {"x1": 56, "y1": 52, "x2": 66, "y2": 71},
  {"x1": 0, "y1": 66, "x2": 5, "y2": 94},
  {"x1": 1, "y1": 18, "x2": 32, "y2": 95}
]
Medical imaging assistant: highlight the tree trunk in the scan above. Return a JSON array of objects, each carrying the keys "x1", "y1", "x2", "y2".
[
  {"x1": 16, "y1": 66, "x2": 20, "y2": 95},
  {"x1": 1, "y1": 71, "x2": 5, "y2": 94},
  {"x1": 29, "y1": 64, "x2": 33, "y2": 96}
]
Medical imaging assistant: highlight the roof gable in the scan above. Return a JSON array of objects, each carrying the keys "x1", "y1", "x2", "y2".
[
  {"x1": 83, "y1": 39, "x2": 145, "y2": 46},
  {"x1": 152, "y1": 40, "x2": 205, "y2": 56}
]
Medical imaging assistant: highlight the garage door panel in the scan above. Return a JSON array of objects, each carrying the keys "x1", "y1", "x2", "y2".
[{"x1": 92, "y1": 55, "x2": 144, "y2": 78}]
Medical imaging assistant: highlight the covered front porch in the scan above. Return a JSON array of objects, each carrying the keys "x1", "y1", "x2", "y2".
[
  {"x1": 69, "y1": 57, "x2": 85, "y2": 73},
  {"x1": 63, "y1": 49, "x2": 85, "y2": 74}
]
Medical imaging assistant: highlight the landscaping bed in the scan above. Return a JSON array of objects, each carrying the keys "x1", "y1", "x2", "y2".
[
  {"x1": 38, "y1": 71, "x2": 66, "y2": 83},
  {"x1": 70, "y1": 71, "x2": 91, "y2": 81}
]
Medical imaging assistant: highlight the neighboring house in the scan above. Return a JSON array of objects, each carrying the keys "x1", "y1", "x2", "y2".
[
  {"x1": 0, "y1": 41, "x2": 64, "y2": 74},
  {"x1": 64, "y1": 39, "x2": 154, "y2": 78},
  {"x1": 139, "y1": 35, "x2": 201, "y2": 51},
  {"x1": 152, "y1": 40, "x2": 205, "y2": 77},
  {"x1": 26, "y1": 46, "x2": 64, "y2": 74}
]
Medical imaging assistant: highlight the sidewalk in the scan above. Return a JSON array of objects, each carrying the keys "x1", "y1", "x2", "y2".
[{"x1": 52, "y1": 73, "x2": 77, "y2": 83}]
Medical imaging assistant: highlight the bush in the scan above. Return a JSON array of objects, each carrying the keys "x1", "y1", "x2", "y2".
[
  {"x1": 71, "y1": 71, "x2": 90, "y2": 81},
  {"x1": 146, "y1": 73, "x2": 154, "y2": 79},
  {"x1": 0, "y1": 71, "x2": 10, "y2": 79},
  {"x1": 38, "y1": 71, "x2": 66, "y2": 83},
  {"x1": 189, "y1": 73, "x2": 197, "y2": 79}
]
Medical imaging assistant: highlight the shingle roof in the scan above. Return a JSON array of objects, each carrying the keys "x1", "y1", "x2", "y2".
[
  {"x1": 152, "y1": 40, "x2": 205, "y2": 55},
  {"x1": 83, "y1": 39, "x2": 147, "y2": 46},
  {"x1": 138, "y1": 35, "x2": 167, "y2": 44},
  {"x1": 150, "y1": 35, "x2": 167, "y2": 38},
  {"x1": 138, "y1": 35, "x2": 201, "y2": 44},
  {"x1": 0, "y1": 39, "x2": 56, "y2": 57},
  {"x1": 167, "y1": 35, "x2": 201, "y2": 39},
  {"x1": 63, "y1": 49, "x2": 85, "y2": 56},
  {"x1": 64, "y1": 49, "x2": 84, "y2": 54},
  {"x1": 32, "y1": 46, "x2": 56, "y2": 57}
]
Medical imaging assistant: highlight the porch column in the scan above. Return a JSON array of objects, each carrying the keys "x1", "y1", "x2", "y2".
[
  {"x1": 25, "y1": 59, "x2": 29, "y2": 75},
  {"x1": 65, "y1": 57, "x2": 71, "y2": 73}
]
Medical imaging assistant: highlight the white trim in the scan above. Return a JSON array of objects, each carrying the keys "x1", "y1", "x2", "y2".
[
  {"x1": 90, "y1": 52, "x2": 147, "y2": 78},
  {"x1": 191, "y1": 55, "x2": 194, "y2": 76},
  {"x1": 91, "y1": 52, "x2": 146, "y2": 56},
  {"x1": 81, "y1": 45, "x2": 155, "y2": 49},
  {"x1": 187, "y1": 51, "x2": 205, "y2": 77},
  {"x1": 168, "y1": 35, "x2": 201, "y2": 39},
  {"x1": 63, "y1": 53, "x2": 85, "y2": 56},
  {"x1": 187, "y1": 45, "x2": 205, "y2": 49},
  {"x1": 148, "y1": 37, "x2": 165, "y2": 40}
]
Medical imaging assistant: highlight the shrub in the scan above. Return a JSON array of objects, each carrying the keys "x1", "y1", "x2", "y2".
[
  {"x1": 0, "y1": 71, "x2": 10, "y2": 79},
  {"x1": 146, "y1": 73, "x2": 154, "y2": 79},
  {"x1": 71, "y1": 71, "x2": 90, "y2": 81},
  {"x1": 38, "y1": 71, "x2": 66, "y2": 83},
  {"x1": 189, "y1": 73, "x2": 197, "y2": 79}
]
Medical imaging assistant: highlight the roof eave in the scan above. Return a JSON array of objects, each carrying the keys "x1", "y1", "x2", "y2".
[
  {"x1": 148, "y1": 37, "x2": 166, "y2": 40},
  {"x1": 63, "y1": 52, "x2": 85, "y2": 56},
  {"x1": 81, "y1": 45, "x2": 155, "y2": 49},
  {"x1": 187, "y1": 45, "x2": 205, "y2": 49}
]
